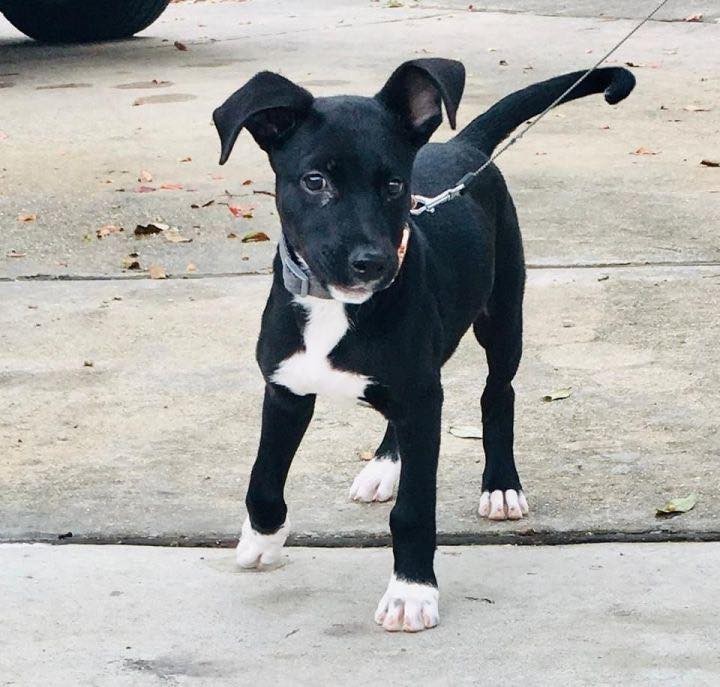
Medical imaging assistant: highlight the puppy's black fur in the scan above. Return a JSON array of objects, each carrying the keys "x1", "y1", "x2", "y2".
[{"x1": 214, "y1": 61, "x2": 634, "y2": 620}]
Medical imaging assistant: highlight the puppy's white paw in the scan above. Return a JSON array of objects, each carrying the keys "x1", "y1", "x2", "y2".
[
  {"x1": 478, "y1": 489, "x2": 529, "y2": 521},
  {"x1": 349, "y1": 456, "x2": 401, "y2": 502},
  {"x1": 235, "y1": 516, "x2": 289, "y2": 569},
  {"x1": 374, "y1": 575, "x2": 439, "y2": 633}
]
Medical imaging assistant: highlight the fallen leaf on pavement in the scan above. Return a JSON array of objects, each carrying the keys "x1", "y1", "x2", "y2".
[
  {"x1": 242, "y1": 179, "x2": 253, "y2": 185},
  {"x1": 656, "y1": 494, "x2": 697, "y2": 517},
  {"x1": 163, "y1": 227, "x2": 192, "y2": 243},
  {"x1": 6, "y1": 250, "x2": 26, "y2": 258},
  {"x1": 134, "y1": 222, "x2": 168, "y2": 236},
  {"x1": 700, "y1": 159, "x2": 719, "y2": 167},
  {"x1": 17, "y1": 213, "x2": 36, "y2": 222},
  {"x1": 624, "y1": 61, "x2": 661, "y2": 68},
  {"x1": 683, "y1": 104, "x2": 711, "y2": 112},
  {"x1": 631, "y1": 147, "x2": 658, "y2": 156},
  {"x1": 229, "y1": 204, "x2": 255, "y2": 218},
  {"x1": 448, "y1": 425, "x2": 483, "y2": 439},
  {"x1": 96, "y1": 224, "x2": 124, "y2": 239},
  {"x1": 241, "y1": 231, "x2": 270, "y2": 243},
  {"x1": 160, "y1": 183, "x2": 183, "y2": 191},
  {"x1": 174, "y1": 40, "x2": 188, "y2": 51},
  {"x1": 139, "y1": 169, "x2": 153, "y2": 183},
  {"x1": 122, "y1": 254, "x2": 141, "y2": 270},
  {"x1": 148, "y1": 264, "x2": 167, "y2": 279},
  {"x1": 684, "y1": 13, "x2": 703, "y2": 22},
  {"x1": 542, "y1": 387, "x2": 573, "y2": 402}
]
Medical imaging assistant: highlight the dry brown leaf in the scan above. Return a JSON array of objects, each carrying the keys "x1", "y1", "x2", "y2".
[
  {"x1": 542, "y1": 387, "x2": 573, "y2": 402},
  {"x1": 174, "y1": 40, "x2": 188, "y2": 51},
  {"x1": 139, "y1": 169, "x2": 153, "y2": 183},
  {"x1": 631, "y1": 147, "x2": 658, "y2": 156},
  {"x1": 163, "y1": 227, "x2": 193, "y2": 243},
  {"x1": 448, "y1": 425, "x2": 483, "y2": 439},
  {"x1": 229, "y1": 204, "x2": 255, "y2": 219},
  {"x1": 122, "y1": 254, "x2": 141, "y2": 270},
  {"x1": 242, "y1": 179, "x2": 253, "y2": 186},
  {"x1": 17, "y1": 213, "x2": 36, "y2": 222},
  {"x1": 96, "y1": 224, "x2": 124, "y2": 239},
  {"x1": 134, "y1": 222, "x2": 168, "y2": 237},
  {"x1": 241, "y1": 231, "x2": 270, "y2": 243},
  {"x1": 148, "y1": 264, "x2": 167, "y2": 279}
]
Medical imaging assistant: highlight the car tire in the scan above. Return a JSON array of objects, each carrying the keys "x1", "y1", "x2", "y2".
[{"x1": 2, "y1": 0, "x2": 171, "y2": 43}]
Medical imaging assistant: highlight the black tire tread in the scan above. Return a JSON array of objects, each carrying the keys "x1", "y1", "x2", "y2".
[{"x1": 2, "y1": 0, "x2": 171, "y2": 43}]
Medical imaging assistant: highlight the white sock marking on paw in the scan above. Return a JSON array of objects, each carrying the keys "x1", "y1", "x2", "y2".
[
  {"x1": 235, "y1": 516, "x2": 289, "y2": 569},
  {"x1": 374, "y1": 574, "x2": 439, "y2": 633},
  {"x1": 478, "y1": 489, "x2": 529, "y2": 521},
  {"x1": 349, "y1": 455, "x2": 401, "y2": 502}
]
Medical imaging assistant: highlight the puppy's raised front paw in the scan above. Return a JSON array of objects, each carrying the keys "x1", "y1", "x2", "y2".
[
  {"x1": 478, "y1": 489, "x2": 529, "y2": 521},
  {"x1": 236, "y1": 516, "x2": 289, "y2": 569},
  {"x1": 349, "y1": 457, "x2": 401, "y2": 502},
  {"x1": 374, "y1": 575, "x2": 439, "y2": 633}
]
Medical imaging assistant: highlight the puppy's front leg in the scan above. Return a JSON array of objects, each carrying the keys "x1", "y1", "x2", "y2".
[
  {"x1": 237, "y1": 382, "x2": 315, "y2": 569},
  {"x1": 375, "y1": 381, "x2": 442, "y2": 632}
]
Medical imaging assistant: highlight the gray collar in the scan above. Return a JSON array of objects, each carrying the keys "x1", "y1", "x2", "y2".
[{"x1": 278, "y1": 232, "x2": 332, "y2": 299}]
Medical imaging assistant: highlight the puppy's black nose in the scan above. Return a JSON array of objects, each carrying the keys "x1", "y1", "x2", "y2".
[{"x1": 349, "y1": 248, "x2": 389, "y2": 282}]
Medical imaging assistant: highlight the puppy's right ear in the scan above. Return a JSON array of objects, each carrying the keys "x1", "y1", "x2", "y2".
[{"x1": 213, "y1": 71, "x2": 314, "y2": 164}]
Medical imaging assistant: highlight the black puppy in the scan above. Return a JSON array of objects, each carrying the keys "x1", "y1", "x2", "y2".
[{"x1": 213, "y1": 60, "x2": 634, "y2": 632}]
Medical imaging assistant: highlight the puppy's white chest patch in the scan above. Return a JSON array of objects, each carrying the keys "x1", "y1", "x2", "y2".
[{"x1": 271, "y1": 297, "x2": 370, "y2": 399}]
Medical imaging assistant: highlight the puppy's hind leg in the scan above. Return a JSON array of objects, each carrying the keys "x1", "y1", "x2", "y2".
[
  {"x1": 349, "y1": 423, "x2": 401, "y2": 503},
  {"x1": 473, "y1": 291, "x2": 529, "y2": 521}
]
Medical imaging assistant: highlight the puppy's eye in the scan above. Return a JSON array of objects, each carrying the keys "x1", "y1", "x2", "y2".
[
  {"x1": 301, "y1": 172, "x2": 327, "y2": 193},
  {"x1": 386, "y1": 179, "x2": 405, "y2": 198}
]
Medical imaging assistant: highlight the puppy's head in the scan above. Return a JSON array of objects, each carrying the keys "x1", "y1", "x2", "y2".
[{"x1": 213, "y1": 59, "x2": 465, "y2": 303}]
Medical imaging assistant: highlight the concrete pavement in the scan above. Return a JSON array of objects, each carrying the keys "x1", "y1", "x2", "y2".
[
  {"x1": 2, "y1": 265, "x2": 719, "y2": 544},
  {"x1": 2, "y1": 542, "x2": 719, "y2": 686},
  {"x1": 1, "y1": 1, "x2": 718, "y2": 278}
]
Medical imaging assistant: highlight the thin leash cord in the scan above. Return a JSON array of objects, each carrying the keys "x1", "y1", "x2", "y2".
[{"x1": 410, "y1": 0, "x2": 671, "y2": 216}]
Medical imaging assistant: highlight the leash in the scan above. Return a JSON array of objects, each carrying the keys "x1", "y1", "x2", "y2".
[{"x1": 410, "y1": 0, "x2": 671, "y2": 216}]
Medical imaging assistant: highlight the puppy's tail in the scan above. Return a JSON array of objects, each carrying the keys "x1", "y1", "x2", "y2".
[{"x1": 456, "y1": 67, "x2": 635, "y2": 155}]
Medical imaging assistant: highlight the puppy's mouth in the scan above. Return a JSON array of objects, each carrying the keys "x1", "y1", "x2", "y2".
[{"x1": 327, "y1": 284, "x2": 375, "y2": 305}]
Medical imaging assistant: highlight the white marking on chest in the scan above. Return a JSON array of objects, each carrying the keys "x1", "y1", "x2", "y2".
[{"x1": 271, "y1": 297, "x2": 371, "y2": 399}]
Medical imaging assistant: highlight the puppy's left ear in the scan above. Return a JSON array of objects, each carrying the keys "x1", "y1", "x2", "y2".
[
  {"x1": 213, "y1": 71, "x2": 314, "y2": 164},
  {"x1": 376, "y1": 58, "x2": 465, "y2": 145}
]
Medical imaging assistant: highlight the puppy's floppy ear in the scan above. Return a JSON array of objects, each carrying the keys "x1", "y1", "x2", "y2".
[
  {"x1": 213, "y1": 71, "x2": 314, "y2": 164},
  {"x1": 376, "y1": 58, "x2": 465, "y2": 145}
]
